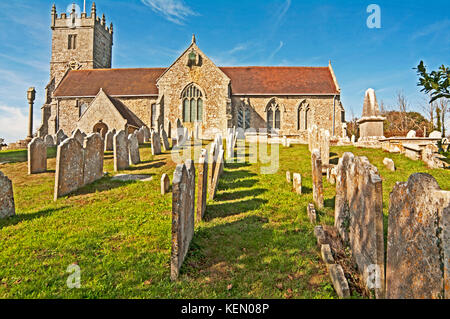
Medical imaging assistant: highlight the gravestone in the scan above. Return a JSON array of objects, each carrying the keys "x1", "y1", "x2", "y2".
[
  {"x1": 286, "y1": 171, "x2": 291, "y2": 183},
  {"x1": 406, "y1": 130, "x2": 416, "y2": 138},
  {"x1": 186, "y1": 160, "x2": 196, "y2": 224},
  {"x1": 334, "y1": 152, "x2": 385, "y2": 298},
  {"x1": 197, "y1": 150, "x2": 208, "y2": 222},
  {"x1": 311, "y1": 149, "x2": 324, "y2": 208},
  {"x1": 320, "y1": 129, "x2": 330, "y2": 166},
  {"x1": 54, "y1": 138, "x2": 84, "y2": 200},
  {"x1": 209, "y1": 148, "x2": 224, "y2": 200},
  {"x1": 143, "y1": 126, "x2": 151, "y2": 143},
  {"x1": 161, "y1": 174, "x2": 170, "y2": 195},
  {"x1": 208, "y1": 142, "x2": 218, "y2": 195},
  {"x1": 0, "y1": 171, "x2": 15, "y2": 218},
  {"x1": 72, "y1": 129, "x2": 85, "y2": 146},
  {"x1": 136, "y1": 128, "x2": 145, "y2": 145},
  {"x1": 44, "y1": 135, "x2": 55, "y2": 147},
  {"x1": 160, "y1": 125, "x2": 170, "y2": 151},
  {"x1": 383, "y1": 158, "x2": 395, "y2": 172},
  {"x1": 386, "y1": 173, "x2": 450, "y2": 299},
  {"x1": 128, "y1": 133, "x2": 140, "y2": 165},
  {"x1": 113, "y1": 130, "x2": 129, "y2": 171},
  {"x1": 151, "y1": 130, "x2": 162, "y2": 155},
  {"x1": 429, "y1": 131, "x2": 442, "y2": 138},
  {"x1": 307, "y1": 203, "x2": 316, "y2": 224},
  {"x1": 171, "y1": 161, "x2": 195, "y2": 280},
  {"x1": 293, "y1": 173, "x2": 302, "y2": 195},
  {"x1": 83, "y1": 133, "x2": 104, "y2": 185},
  {"x1": 28, "y1": 137, "x2": 47, "y2": 174},
  {"x1": 104, "y1": 130, "x2": 115, "y2": 151},
  {"x1": 55, "y1": 129, "x2": 68, "y2": 145}
]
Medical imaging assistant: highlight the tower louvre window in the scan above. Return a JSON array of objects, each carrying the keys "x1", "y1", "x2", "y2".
[{"x1": 68, "y1": 34, "x2": 77, "y2": 50}]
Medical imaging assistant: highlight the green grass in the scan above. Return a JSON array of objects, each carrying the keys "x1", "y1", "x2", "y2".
[
  {"x1": 0, "y1": 143, "x2": 448, "y2": 299},
  {"x1": 0, "y1": 147, "x2": 57, "y2": 164}
]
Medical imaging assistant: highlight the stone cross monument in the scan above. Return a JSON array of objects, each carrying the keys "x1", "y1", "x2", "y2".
[{"x1": 27, "y1": 87, "x2": 36, "y2": 142}]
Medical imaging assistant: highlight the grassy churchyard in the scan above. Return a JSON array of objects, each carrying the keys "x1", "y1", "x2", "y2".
[{"x1": 0, "y1": 142, "x2": 449, "y2": 299}]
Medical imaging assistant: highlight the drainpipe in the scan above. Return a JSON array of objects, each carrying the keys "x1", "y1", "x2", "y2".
[{"x1": 332, "y1": 95, "x2": 337, "y2": 137}]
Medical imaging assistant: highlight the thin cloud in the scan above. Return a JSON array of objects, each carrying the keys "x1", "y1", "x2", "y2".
[
  {"x1": 0, "y1": 105, "x2": 39, "y2": 143},
  {"x1": 269, "y1": 41, "x2": 284, "y2": 61},
  {"x1": 410, "y1": 20, "x2": 450, "y2": 40},
  {"x1": 141, "y1": 0, "x2": 199, "y2": 25}
]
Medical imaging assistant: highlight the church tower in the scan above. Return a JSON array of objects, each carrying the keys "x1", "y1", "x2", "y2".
[{"x1": 49, "y1": 2, "x2": 113, "y2": 91}]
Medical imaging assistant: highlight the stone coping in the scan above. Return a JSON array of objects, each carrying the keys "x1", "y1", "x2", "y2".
[{"x1": 379, "y1": 137, "x2": 441, "y2": 142}]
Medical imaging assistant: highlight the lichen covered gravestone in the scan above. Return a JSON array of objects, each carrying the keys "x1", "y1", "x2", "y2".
[
  {"x1": 128, "y1": 133, "x2": 140, "y2": 165},
  {"x1": 383, "y1": 158, "x2": 396, "y2": 172},
  {"x1": 334, "y1": 152, "x2": 385, "y2": 298},
  {"x1": 28, "y1": 137, "x2": 47, "y2": 174},
  {"x1": 160, "y1": 125, "x2": 170, "y2": 151},
  {"x1": 0, "y1": 171, "x2": 15, "y2": 218},
  {"x1": 311, "y1": 149, "x2": 324, "y2": 208},
  {"x1": 386, "y1": 173, "x2": 450, "y2": 299},
  {"x1": 171, "y1": 161, "x2": 196, "y2": 280},
  {"x1": 54, "y1": 137, "x2": 84, "y2": 200},
  {"x1": 72, "y1": 129, "x2": 85, "y2": 146},
  {"x1": 83, "y1": 133, "x2": 104, "y2": 185},
  {"x1": 151, "y1": 131, "x2": 162, "y2": 155},
  {"x1": 114, "y1": 130, "x2": 129, "y2": 171},
  {"x1": 196, "y1": 150, "x2": 208, "y2": 222},
  {"x1": 44, "y1": 135, "x2": 55, "y2": 147},
  {"x1": 104, "y1": 130, "x2": 115, "y2": 152},
  {"x1": 209, "y1": 148, "x2": 224, "y2": 200}
]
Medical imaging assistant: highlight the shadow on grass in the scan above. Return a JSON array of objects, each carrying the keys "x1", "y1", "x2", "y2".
[
  {"x1": 70, "y1": 177, "x2": 140, "y2": 197},
  {"x1": 324, "y1": 197, "x2": 335, "y2": 209},
  {"x1": 0, "y1": 206, "x2": 69, "y2": 230},
  {"x1": 301, "y1": 186, "x2": 312, "y2": 194},
  {"x1": 214, "y1": 188, "x2": 267, "y2": 202},
  {"x1": 127, "y1": 161, "x2": 165, "y2": 171}
]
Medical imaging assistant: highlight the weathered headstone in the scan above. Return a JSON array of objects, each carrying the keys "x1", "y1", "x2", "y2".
[
  {"x1": 286, "y1": 171, "x2": 291, "y2": 183},
  {"x1": 311, "y1": 149, "x2": 324, "y2": 209},
  {"x1": 55, "y1": 129, "x2": 68, "y2": 145},
  {"x1": 334, "y1": 152, "x2": 385, "y2": 298},
  {"x1": 143, "y1": 126, "x2": 151, "y2": 143},
  {"x1": 171, "y1": 161, "x2": 195, "y2": 280},
  {"x1": 186, "y1": 160, "x2": 196, "y2": 221},
  {"x1": 113, "y1": 130, "x2": 129, "y2": 171},
  {"x1": 383, "y1": 158, "x2": 396, "y2": 172},
  {"x1": 0, "y1": 171, "x2": 15, "y2": 219},
  {"x1": 128, "y1": 133, "x2": 140, "y2": 165},
  {"x1": 54, "y1": 138, "x2": 84, "y2": 200},
  {"x1": 196, "y1": 150, "x2": 208, "y2": 222},
  {"x1": 429, "y1": 131, "x2": 442, "y2": 138},
  {"x1": 320, "y1": 129, "x2": 330, "y2": 166},
  {"x1": 293, "y1": 173, "x2": 302, "y2": 195},
  {"x1": 151, "y1": 130, "x2": 162, "y2": 155},
  {"x1": 136, "y1": 128, "x2": 145, "y2": 145},
  {"x1": 28, "y1": 137, "x2": 47, "y2": 174},
  {"x1": 386, "y1": 173, "x2": 450, "y2": 299},
  {"x1": 44, "y1": 135, "x2": 55, "y2": 147},
  {"x1": 72, "y1": 129, "x2": 85, "y2": 146},
  {"x1": 209, "y1": 148, "x2": 224, "y2": 200},
  {"x1": 83, "y1": 133, "x2": 104, "y2": 185},
  {"x1": 104, "y1": 130, "x2": 115, "y2": 151},
  {"x1": 160, "y1": 125, "x2": 170, "y2": 151},
  {"x1": 161, "y1": 173, "x2": 170, "y2": 195},
  {"x1": 406, "y1": 130, "x2": 416, "y2": 138},
  {"x1": 307, "y1": 203, "x2": 317, "y2": 224}
]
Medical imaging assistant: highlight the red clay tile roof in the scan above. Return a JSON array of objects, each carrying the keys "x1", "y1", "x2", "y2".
[
  {"x1": 53, "y1": 66, "x2": 339, "y2": 97},
  {"x1": 220, "y1": 66, "x2": 339, "y2": 95},
  {"x1": 53, "y1": 68, "x2": 165, "y2": 97}
]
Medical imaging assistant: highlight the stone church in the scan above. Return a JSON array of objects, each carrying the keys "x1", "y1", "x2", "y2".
[{"x1": 38, "y1": 3, "x2": 346, "y2": 141}]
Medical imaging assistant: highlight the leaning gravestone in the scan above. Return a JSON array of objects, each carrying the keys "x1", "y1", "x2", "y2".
[
  {"x1": 334, "y1": 152, "x2": 385, "y2": 298},
  {"x1": 0, "y1": 171, "x2": 15, "y2": 218},
  {"x1": 113, "y1": 130, "x2": 129, "y2": 171},
  {"x1": 28, "y1": 137, "x2": 47, "y2": 174},
  {"x1": 197, "y1": 150, "x2": 208, "y2": 222},
  {"x1": 161, "y1": 174, "x2": 170, "y2": 195},
  {"x1": 171, "y1": 161, "x2": 195, "y2": 281},
  {"x1": 311, "y1": 149, "x2": 324, "y2": 208},
  {"x1": 386, "y1": 173, "x2": 450, "y2": 299},
  {"x1": 128, "y1": 133, "x2": 141, "y2": 165},
  {"x1": 160, "y1": 125, "x2": 170, "y2": 151},
  {"x1": 293, "y1": 173, "x2": 302, "y2": 195},
  {"x1": 151, "y1": 130, "x2": 162, "y2": 155},
  {"x1": 104, "y1": 130, "x2": 115, "y2": 152},
  {"x1": 54, "y1": 138, "x2": 84, "y2": 200},
  {"x1": 83, "y1": 133, "x2": 104, "y2": 185}
]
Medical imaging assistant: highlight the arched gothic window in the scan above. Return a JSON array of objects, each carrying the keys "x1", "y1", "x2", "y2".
[
  {"x1": 182, "y1": 84, "x2": 203, "y2": 123},
  {"x1": 237, "y1": 106, "x2": 251, "y2": 130},
  {"x1": 297, "y1": 101, "x2": 310, "y2": 130},
  {"x1": 266, "y1": 99, "x2": 281, "y2": 131}
]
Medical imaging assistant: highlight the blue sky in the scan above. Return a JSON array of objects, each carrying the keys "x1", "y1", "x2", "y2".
[{"x1": 0, "y1": 0, "x2": 449, "y2": 142}]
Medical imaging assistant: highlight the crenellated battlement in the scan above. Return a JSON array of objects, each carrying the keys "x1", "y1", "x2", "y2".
[{"x1": 51, "y1": 2, "x2": 113, "y2": 34}]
